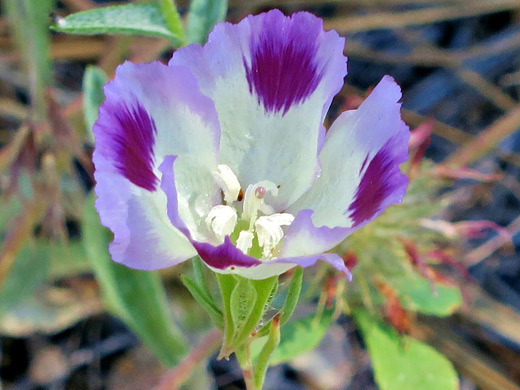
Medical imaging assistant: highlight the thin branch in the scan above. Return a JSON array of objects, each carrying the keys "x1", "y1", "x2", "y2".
[{"x1": 153, "y1": 328, "x2": 221, "y2": 390}]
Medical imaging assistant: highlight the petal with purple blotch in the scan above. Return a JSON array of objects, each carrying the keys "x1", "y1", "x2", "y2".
[
  {"x1": 289, "y1": 76, "x2": 409, "y2": 230},
  {"x1": 93, "y1": 61, "x2": 222, "y2": 270},
  {"x1": 170, "y1": 10, "x2": 347, "y2": 211}
]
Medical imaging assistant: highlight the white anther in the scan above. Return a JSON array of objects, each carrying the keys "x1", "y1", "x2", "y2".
[
  {"x1": 236, "y1": 230, "x2": 254, "y2": 254},
  {"x1": 206, "y1": 205, "x2": 237, "y2": 242},
  {"x1": 214, "y1": 164, "x2": 241, "y2": 204},
  {"x1": 242, "y1": 180, "x2": 278, "y2": 225},
  {"x1": 255, "y1": 213, "x2": 294, "y2": 258}
]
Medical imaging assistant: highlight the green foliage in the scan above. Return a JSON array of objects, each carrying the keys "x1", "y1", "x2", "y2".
[
  {"x1": 356, "y1": 311, "x2": 458, "y2": 390},
  {"x1": 391, "y1": 275, "x2": 462, "y2": 316},
  {"x1": 181, "y1": 274, "x2": 224, "y2": 329},
  {"x1": 82, "y1": 65, "x2": 108, "y2": 143},
  {"x1": 52, "y1": 2, "x2": 184, "y2": 46},
  {"x1": 252, "y1": 310, "x2": 334, "y2": 365},
  {"x1": 342, "y1": 166, "x2": 462, "y2": 316},
  {"x1": 3, "y1": 0, "x2": 55, "y2": 121},
  {"x1": 0, "y1": 241, "x2": 50, "y2": 316},
  {"x1": 217, "y1": 274, "x2": 278, "y2": 357},
  {"x1": 254, "y1": 314, "x2": 281, "y2": 389},
  {"x1": 256, "y1": 267, "x2": 303, "y2": 338},
  {"x1": 186, "y1": 0, "x2": 228, "y2": 44},
  {"x1": 82, "y1": 194, "x2": 188, "y2": 366},
  {"x1": 159, "y1": 0, "x2": 185, "y2": 43},
  {"x1": 230, "y1": 277, "x2": 257, "y2": 340}
]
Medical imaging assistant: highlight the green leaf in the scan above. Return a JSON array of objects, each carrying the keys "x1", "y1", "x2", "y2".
[
  {"x1": 52, "y1": 2, "x2": 183, "y2": 46},
  {"x1": 46, "y1": 241, "x2": 91, "y2": 278},
  {"x1": 217, "y1": 275, "x2": 278, "y2": 357},
  {"x1": 4, "y1": 0, "x2": 55, "y2": 120},
  {"x1": 82, "y1": 65, "x2": 107, "y2": 143},
  {"x1": 256, "y1": 267, "x2": 303, "y2": 338},
  {"x1": 216, "y1": 273, "x2": 237, "y2": 353},
  {"x1": 181, "y1": 275, "x2": 224, "y2": 329},
  {"x1": 192, "y1": 256, "x2": 212, "y2": 300},
  {"x1": 186, "y1": 0, "x2": 228, "y2": 44},
  {"x1": 252, "y1": 309, "x2": 334, "y2": 365},
  {"x1": 0, "y1": 241, "x2": 50, "y2": 316},
  {"x1": 279, "y1": 267, "x2": 303, "y2": 325},
  {"x1": 82, "y1": 194, "x2": 188, "y2": 366},
  {"x1": 390, "y1": 276, "x2": 462, "y2": 317},
  {"x1": 232, "y1": 277, "x2": 277, "y2": 349},
  {"x1": 230, "y1": 278, "x2": 257, "y2": 340},
  {"x1": 159, "y1": 0, "x2": 185, "y2": 43},
  {"x1": 356, "y1": 311, "x2": 459, "y2": 390},
  {"x1": 254, "y1": 314, "x2": 281, "y2": 388}
]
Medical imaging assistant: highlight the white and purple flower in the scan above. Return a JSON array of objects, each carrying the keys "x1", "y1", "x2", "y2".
[{"x1": 93, "y1": 10, "x2": 409, "y2": 280}]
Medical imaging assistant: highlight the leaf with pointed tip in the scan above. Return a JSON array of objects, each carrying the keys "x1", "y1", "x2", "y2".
[{"x1": 52, "y1": 2, "x2": 183, "y2": 46}]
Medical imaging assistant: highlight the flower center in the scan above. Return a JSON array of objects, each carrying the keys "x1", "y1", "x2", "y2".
[{"x1": 205, "y1": 164, "x2": 294, "y2": 259}]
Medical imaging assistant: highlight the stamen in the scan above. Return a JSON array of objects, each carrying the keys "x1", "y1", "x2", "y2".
[
  {"x1": 206, "y1": 205, "x2": 237, "y2": 242},
  {"x1": 213, "y1": 164, "x2": 241, "y2": 204},
  {"x1": 236, "y1": 230, "x2": 254, "y2": 254},
  {"x1": 255, "y1": 213, "x2": 295, "y2": 258}
]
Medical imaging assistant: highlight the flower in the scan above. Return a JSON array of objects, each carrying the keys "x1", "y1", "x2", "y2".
[{"x1": 93, "y1": 10, "x2": 409, "y2": 280}]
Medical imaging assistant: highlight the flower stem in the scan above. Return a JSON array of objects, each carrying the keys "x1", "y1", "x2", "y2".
[
  {"x1": 153, "y1": 328, "x2": 221, "y2": 390},
  {"x1": 236, "y1": 341, "x2": 258, "y2": 390}
]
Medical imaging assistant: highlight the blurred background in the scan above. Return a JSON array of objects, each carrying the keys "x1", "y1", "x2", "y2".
[{"x1": 0, "y1": 0, "x2": 520, "y2": 389}]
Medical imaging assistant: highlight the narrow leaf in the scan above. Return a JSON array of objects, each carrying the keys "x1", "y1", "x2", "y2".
[
  {"x1": 280, "y1": 267, "x2": 303, "y2": 325},
  {"x1": 4, "y1": 0, "x2": 55, "y2": 120},
  {"x1": 256, "y1": 267, "x2": 303, "y2": 338},
  {"x1": 186, "y1": 0, "x2": 228, "y2": 44},
  {"x1": 82, "y1": 194, "x2": 188, "y2": 366},
  {"x1": 82, "y1": 65, "x2": 107, "y2": 143},
  {"x1": 254, "y1": 314, "x2": 281, "y2": 388},
  {"x1": 356, "y1": 310, "x2": 459, "y2": 390},
  {"x1": 52, "y1": 2, "x2": 183, "y2": 46},
  {"x1": 159, "y1": 0, "x2": 185, "y2": 43},
  {"x1": 181, "y1": 275, "x2": 223, "y2": 329},
  {"x1": 192, "y1": 256, "x2": 212, "y2": 300},
  {"x1": 216, "y1": 273, "x2": 237, "y2": 355}
]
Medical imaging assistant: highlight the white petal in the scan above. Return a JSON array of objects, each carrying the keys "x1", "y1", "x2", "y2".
[
  {"x1": 95, "y1": 172, "x2": 196, "y2": 270},
  {"x1": 289, "y1": 76, "x2": 409, "y2": 228},
  {"x1": 170, "y1": 11, "x2": 347, "y2": 210}
]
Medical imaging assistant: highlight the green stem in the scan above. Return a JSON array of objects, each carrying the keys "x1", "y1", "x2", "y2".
[
  {"x1": 236, "y1": 342, "x2": 257, "y2": 390},
  {"x1": 254, "y1": 314, "x2": 281, "y2": 389}
]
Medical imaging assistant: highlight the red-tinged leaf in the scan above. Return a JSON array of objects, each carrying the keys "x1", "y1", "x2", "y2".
[
  {"x1": 399, "y1": 237, "x2": 439, "y2": 296},
  {"x1": 374, "y1": 279, "x2": 412, "y2": 335},
  {"x1": 427, "y1": 250, "x2": 471, "y2": 280}
]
